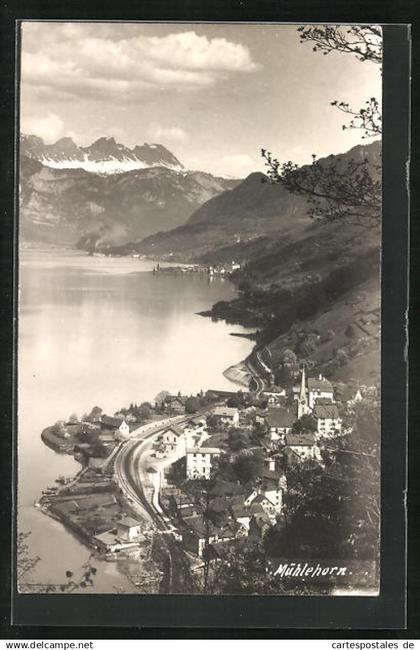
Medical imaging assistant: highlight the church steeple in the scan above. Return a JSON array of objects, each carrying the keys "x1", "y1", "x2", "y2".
[{"x1": 298, "y1": 364, "x2": 309, "y2": 418}]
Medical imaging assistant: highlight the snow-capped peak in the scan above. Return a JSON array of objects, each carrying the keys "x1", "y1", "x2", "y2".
[{"x1": 20, "y1": 134, "x2": 184, "y2": 175}]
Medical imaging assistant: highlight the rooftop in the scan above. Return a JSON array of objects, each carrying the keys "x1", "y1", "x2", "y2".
[
  {"x1": 167, "y1": 395, "x2": 188, "y2": 405},
  {"x1": 213, "y1": 406, "x2": 239, "y2": 417},
  {"x1": 118, "y1": 516, "x2": 141, "y2": 528},
  {"x1": 209, "y1": 497, "x2": 230, "y2": 513},
  {"x1": 263, "y1": 386, "x2": 285, "y2": 394},
  {"x1": 209, "y1": 479, "x2": 244, "y2": 497},
  {"x1": 252, "y1": 493, "x2": 273, "y2": 505},
  {"x1": 185, "y1": 416, "x2": 206, "y2": 426},
  {"x1": 187, "y1": 446, "x2": 221, "y2": 455},
  {"x1": 265, "y1": 407, "x2": 295, "y2": 428},
  {"x1": 341, "y1": 386, "x2": 362, "y2": 402},
  {"x1": 285, "y1": 433, "x2": 316, "y2": 447},
  {"x1": 207, "y1": 389, "x2": 239, "y2": 398},
  {"x1": 248, "y1": 502, "x2": 265, "y2": 515},
  {"x1": 313, "y1": 403, "x2": 340, "y2": 419},
  {"x1": 183, "y1": 515, "x2": 214, "y2": 537},
  {"x1": 94, "y1": 530, "x2": 120, "y2": 545},
  {"x1": 171, "y1": 493, "x2": 195, "y2": 507},
  {"x1": 231, "y1": 505, "x2": 249, "y2": 519},
  {"x1": 308, "y1": 376, "x2": 333, "y2": 392},
  {"x1": 101, "y1": 415, "x2": 124, "y2": 428},
  {"x1": 313, "y1": 397, "x2": 334, "y2": 406},
  {"x1": 261, "y1": 468, "x2": 284, "y2": 482},
  {"x1": 163, "y1": 424, "x2": 184, "y2": 437},
  {"x1": 251, "y1": 512, "x2": 271, "y2": 528}
]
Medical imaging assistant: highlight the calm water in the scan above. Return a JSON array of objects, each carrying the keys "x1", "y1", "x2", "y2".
[{"x1": 18, "y1": 249, "x2": 253, "y2": 591}]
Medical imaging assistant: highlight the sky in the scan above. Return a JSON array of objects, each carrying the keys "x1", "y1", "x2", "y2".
[{"x1": 20, "y1": 22, "x2": 382, "y2": 177}]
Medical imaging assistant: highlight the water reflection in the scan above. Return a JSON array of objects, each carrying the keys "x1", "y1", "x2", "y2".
[{"x1": 18, "y1": 249, "x2": 253, "y2": 591}]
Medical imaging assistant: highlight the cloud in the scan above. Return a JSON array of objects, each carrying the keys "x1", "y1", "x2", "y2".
[
  {"x1": 148, "y1": 124, "x2": 188, "y2": 143},
  {"x1": 21, "y1": 112, "x2": 65, "y2": 142},
  {"x1": 143, "y1": 31, "x2": 259, "y2": 73},
  {"x1": 20, "y1": 24, "x2": 260, "y2": 103}
]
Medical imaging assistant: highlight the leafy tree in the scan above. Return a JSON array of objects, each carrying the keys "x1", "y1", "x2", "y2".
[
  {"x1": 208, "y1": 540, "x2": 322, "y2": 595},
  {"x1": 275, "y1": 348, "x2": 300, "y2": 386},
  {"x1": 137, "y1": 402, "x2": 152, "y2": 420},
  {"x1": 231, "y1": 450, "x2": 264, "y2": 485},
  {"x1": 86, "y1": 406, "x2": 102, "y2": 422},
  {"x1": 68, "y1": 413, "x2": 79, "y2": 424},
  {"x1": 228, "y1": 428, "x2": 250, "y2": 451},
  {"x1": 185, "y1": 396, "x2": 200, "y2": 414},
  {"x1": 292, "y1": 414, "x2": 317, "y2": 435},
  {"x1": 154, "y1": 390, "x2": 170, "y2": 407},
  {"x1": 269, "y1": 401, "x2": 380, "y2": 562},
  {"x1": 50, "y1": 420, "x2": 66, "y2": 436},
  {"x1": 206, "y1": 414, "x2": 219, "y2": 431},
  {"x1": 227, "y1": 395, "x2": 241, "y2": 408},
  {"x1": 79, "y1": 428, "x2": 99, "y2": 445},
  {"x1": 91, "y1": 442, "x2": 108, "y2": 458}
]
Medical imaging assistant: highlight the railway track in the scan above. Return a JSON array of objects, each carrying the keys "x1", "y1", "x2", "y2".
[{"x1": 113, "y1": 415, "x2": 200, "y2": 593}]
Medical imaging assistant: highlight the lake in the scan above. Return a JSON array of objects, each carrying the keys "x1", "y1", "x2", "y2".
[{"x1": 18, "y1": 249, "x2": 254, "y2": 592}]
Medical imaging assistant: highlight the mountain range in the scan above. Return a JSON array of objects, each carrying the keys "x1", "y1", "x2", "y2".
[
  {"x1": 20, "y1": 135, "x2": 239, "y2": 248},
  {"x1": 117, "y1": 141, "x2": 380, "y2": 264},
  {"x1": 21, "y1": 134, "x2": 184, "y2": 175},
  {"x1": 118, "y1": 140, "x2": 380, "y2": 386},
  {"x1": 20, "y1": 133, "x2": 381, "y2": 385}
]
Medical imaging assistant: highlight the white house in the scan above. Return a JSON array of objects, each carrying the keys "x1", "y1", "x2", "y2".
[
  {"x1": 262, "y1": 466, "x2": 287, "y2": 511},
  {"x1": 117, "y1": 516, "x2": 142, "y2": 541},
  {"x1": 230, "y1": 505, "x2": 252, "y2": 531},
  {"x1": 160, "y1": 425, "x2": 184, "y2": 452},
  {"x1": 284, "y1": 433, "x2": 322, "y2": 462},
  {"x1": 112, "y1": 419, "x2": 130, "y2": 441},
  {"x1": 264, "y1": 457, "x2": 276, "y2": 472},
  {"x1": 308, "y1": 375, "x2": 334, "y2": 410},
  {"x1": 265, "y1": 407, "x2": 295, "y2": 440},
  {"x1": 183, "y1": 417, "x2": 208, "y2": 447},
  {"x1": 312, "y1": 402, "x2": 342, "y2": 438},
  {"x1": 262, "y1": 386, "x2": 286, "y2": 406},
  {"x1": 118, "y1": 420, "x2": 130, "y2": 437},
  {"x1": 181, "y1": 515, "x2": 237, "y2": 557},
  {"x1": 186, "y1": 446, "x2": 220, "y2": 479},
  {"x1": 341, "y1": 386, "x2": 363, "y2": 406},
  {"x1": 94, "y1": 516, "x2": 144, "y2": 553},
  {"x1": 212, "y1": 406, "x2": 239, "y2": 427},
  {"x1": 183, "y1": 416, "x2": 207, "y2": 435},
  {"x1": 263, "y1": 486, "x2": 283, "y2": 514},
  {"x1": 244, "y1": 490, "x2": 277, "y2": 522}
]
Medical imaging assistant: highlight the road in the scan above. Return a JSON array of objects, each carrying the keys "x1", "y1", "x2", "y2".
[
  {"x1": 113, "y1": 414, "x2": 200, "y2": 593},
  {"x1": 246, "y1": 348, "x2": 270, "y2": 397}
]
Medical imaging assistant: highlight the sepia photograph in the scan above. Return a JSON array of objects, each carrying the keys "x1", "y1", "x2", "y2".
[{"x1": 18, "y1": 22, "x2": 382, "y2": 597}]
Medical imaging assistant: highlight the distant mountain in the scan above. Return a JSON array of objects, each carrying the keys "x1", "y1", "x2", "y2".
[
  {"x1": 21, "y1": 134, "x2": 184, "y2": 175},
  {"x1": 129, "y1": 172, "x2": 310, "y2": 261},
  {"x1": 19, "y1": 152, "x2": 239, "y2": 248},
  {"x1": 131, "y1": 141, "x2": 381, "y2": 263},
  {"x1": 125, "y1": 140, "x2": 381, "y2": 385}
]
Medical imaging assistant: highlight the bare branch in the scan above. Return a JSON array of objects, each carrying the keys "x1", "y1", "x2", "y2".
[{"x1": 297, "y1": 25, "x2": 382, "y2": 64}]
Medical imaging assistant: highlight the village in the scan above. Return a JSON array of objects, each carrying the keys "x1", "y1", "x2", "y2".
[
  {"x1": 151, "y1": 260, "x2": 242, "y2": 277},
  {"x1": 37, "y1": 365, "x2": 377, "y2": 591},
  {"x1": 89, "y1": 249, "x2": 242, "y2": 279}
]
